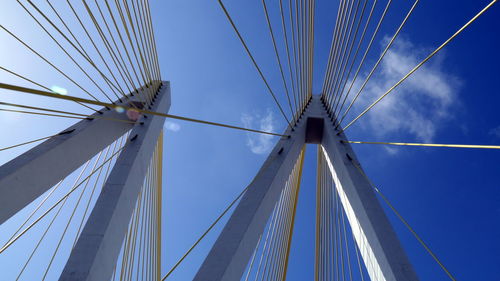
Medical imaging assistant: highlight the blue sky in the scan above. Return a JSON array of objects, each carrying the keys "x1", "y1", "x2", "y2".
[{"x1": 0, "y1": 0, "x2": 499, "y2": 280}]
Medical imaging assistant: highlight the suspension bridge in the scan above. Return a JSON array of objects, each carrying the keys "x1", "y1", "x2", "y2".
[{"x1": 0, "y1": 0, "x2": 498, "y2": 280}]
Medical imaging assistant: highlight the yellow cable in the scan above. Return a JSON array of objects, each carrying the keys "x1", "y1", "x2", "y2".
[
  {"x1": 330, "y1": 0, "x2": 372, "y2": 115},
  {"x1": 281, "y1": 146, "x2": 306, "y2": 280},
  {"x1": 351, "y1": 161, "x2": 457, "y2": 281},
  {"x1": 262, "y1": 0, "x2": 295, "y2": 120},
  {"x1": 217, "y1": 0, "x2": 292, "y2": 127},
  {"x1": 314, "y1": 145, "x2": 321, "y2": 281},
  {"x1": 0, "y1": 24, "x2": 100, "y2": 102},
  {"x1": 41, "y1": 148, "x2": 109, "y2": 280},
  {"x1": 326, "y1": 0, "x2": 365, "y2": 110},
  {"x1": 341, "y1": 0, "x2": 498, "y2": 132},
  {"x1": 0, "y1": 146, "x2": 127, "y2": 254},
  {"x1": 0, "y1": 134, "x2": 57, "y2": 152},
  {"x1": 334, "y1": 0, "x2": 379, "y2": 118},
  {"x1": 0, "y1": 66, "x2": 98, "y2": 112},
  {"x1": 0, "y1": 102, "x2": 136, "y2": 124},
  {"x1": 104, "y1": 0, "x2": 148, "y2": 105},
  {"x1": 0, "y1": 108, "x2": 89, "y2": 120},
  {"x1": 113, "y1": 0, "x2": 153, "y2": 104},
  {"x1": 19, "y1": 0, "x2": 118, "y2": 103},
  {"x1": 0, "y1": 82, "x2": 289, "y2": 137},
  {"x1": 337, "y1": 0, "x2": 419, "y2": 124},
  {"x1": 160, "y1": 183, "x2": 250, "y2": 280},
  {"x1": 279, "y1": 0, "x2": 299, "y2": 117},
  {"x1": 347, "y1": 140, "x2": 500, "y2": 150},
  {"x1": 92, "y1": 0, "x2": 138, "y2": 96}
]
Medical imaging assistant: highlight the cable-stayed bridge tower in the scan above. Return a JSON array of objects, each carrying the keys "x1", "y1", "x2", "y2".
[
  {"x1": 0, "y1": 0, "x2": 497, "y2": 280},
  {"x1": 193, "y1": 95, "x2": 418, "y2": 281}
]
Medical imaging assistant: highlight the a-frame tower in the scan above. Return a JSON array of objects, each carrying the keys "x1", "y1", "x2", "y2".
[{"x1": 194, "y1": 95, "x2": 419, "y2": 281}]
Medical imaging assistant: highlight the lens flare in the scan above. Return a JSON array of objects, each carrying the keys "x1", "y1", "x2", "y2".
[{"x1": 50, "y1": 85, "x2": 68, "y2": 95}]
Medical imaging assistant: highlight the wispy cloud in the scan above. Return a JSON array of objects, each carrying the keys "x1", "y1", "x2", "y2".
[
  {"x1": 348, "y1": 36, "x2": 461, "y2": 143},
  {"x1": 164, "y1": 121, "x2": 181, "y2": 132},
  {"x1": 241, "y1": 109, "x2": 275, "y2": 155}
]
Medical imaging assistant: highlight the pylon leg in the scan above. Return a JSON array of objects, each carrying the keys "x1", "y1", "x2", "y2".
[{"x1": 59, "y1": 82, "x2": 170, "y2": 281}]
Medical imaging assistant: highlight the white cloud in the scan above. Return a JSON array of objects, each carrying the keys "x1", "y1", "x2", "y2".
[
  {"x1": 347, "y1": 36, "x2": 461, "y2": 143},
  {"x1": 164, "y1": 121, "x2": 181, "y2": 132},
  {"x1": 241, "y1": 110, "x2": 275, "y2": 155}
]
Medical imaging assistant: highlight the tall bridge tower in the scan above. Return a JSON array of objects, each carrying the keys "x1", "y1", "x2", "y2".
[{"x1": 193, "y1": 95, "x2": 418, "y2": 281}]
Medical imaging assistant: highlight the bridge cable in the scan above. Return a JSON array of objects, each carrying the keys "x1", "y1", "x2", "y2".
[
  {"x1": 24, "y1": 0, "x2": 127, "y2": 102},
  {"x1": 144, "y1": 0, "x2": 163, "y2": 81},
  {"x1": 337, "y1": 0, "x2": 419, "y2": 126},
  {"x1": 340, "y1": 0, "x2": 498, "y2": 133},
  {"x1": 216, "y1": 0, "x2": 292, "y2": 127},
  {"x1": 331, "y1": 0, "x2": 370, "y2": 115},
  {"x1": 0, "y1": 145, "x2": 128, "y2": 254},
  {"x1": 160, "y1": 182, "x2": 250, "y2": 280},
  {"x1": 289, "y1": 0, "x2": 302, "y2": 118},
  {"x1": 281, "y1": 147, "x2": 305, "y2": 280},
  {"x1": 15, "y1": 159, "x2": 93, "y2": 280},
  {"x1": 314, "y1": 146, "x2": 321, "y2": 281},
  {"x1": 140, "y1": 0, "x2": 160, "y2": 84},
  {"x1": 341, "y1": 209, "x2": 353, "y2": 281},
  {"x1": 298, "y1": 0, "x2": 306, "y2": 114},
  {"x1": 351, "y1": 161, "x2": 457, "y2": 281},
  {"x1": 262, "y1": 0, "x2": 296, "y2": 120},
  {"x1": 42, "y1": 0, "x2": 133, "y2": 101},
  {"x1": 330, "y1": 0, "x2": 368, "y2": 113},
  {"x1": 322, "y1": 152, "x2": 329, "y2": 280},
  {"x1": 324, "y1": 0, "x2": 358, "y2": 109},
  {"x1": 117, "y1": 0, "x2": 155, "y2": 105},
  {"x1": 17, "y1": 0, "x2": 117, "y2": 103},
  {"x1": 243, "y1": 234, "x2": 262, "y2": 281},
  {"x1": 113, "y1": 0, "x2": 153, "y2": 103},
  {"x1": 135, "y1": 0, "x2": 160, "y2": 85},
  {"x1": 84, "y1": 0, "x2": 146, "y2": 105},
  {"x1": 120, "y1": 0, "x2": 156, "y2": 102},
  {"x1": 128, "y1": 0, "x2": 156, "y2": 89},
  {"x1": 260, "y1": 175, "x2": 289, "y2": 280},
  {"x1": 321, "y1": 0, "x2": 346, "y2": 106},
  {"x1": 155, "y1": 133, "x2": 163, "y2": 280},
  {"x1": 0, "y1": 66, "x2": 99, "y2": 129},
  {"x1": 337, "y1": 180, "x2": 346, "y2": 281},
  {"x1": 332, "y1": 0, "x2": 391, "y2": 118},
  {"x1": 333, "y1": 0, "x2": 379, "y2": 119},
  {"x1": 78, "y1": 1, "x2": 139, "y2": 102},
  {"x1": 347, "y1": 140, "x2": 500, "y2": 150},
  {"x1": 41, "y1": 145, "x2": 112, "y2": 280},
  {"x1": 352, "y1": 225, "x2": 366, "y2": 281},
  {"x1": 0, "y1": 24, "x2": 101, "y2": 102},
  {"x1": 0, "y1": 108, "x2": 100, "y2": 121},
  {"x1": 326, "y1": 0, "x2": 361, "y2": 110},
  {"x1": 104, "y1": 0, "x2": 150, "y2": 104},
  {"x1": 323, "y1": 0, "x2": 354, "y2": 108},
  {"x1": 0, "y1": 133, "x2": 64, "y2": 152},
  {"x1": 4, "y1": 180, "x2": 63, "y2": 249},
  {"x1": 279, "y1": 0, "x2": 299, "y2": 119},
  {"x1": 0, "y1": 102, "x2": 136, "y2": 124},
  {"x1": 72, "y1": 136, "x2": 126, "y2": 250},
  {"x1": 121, "y1": 187, "x2": 142, "y2": 280},
  {"x1": 91, "y1": 0, "x2": 144, "y2": 102},
  {"x1": 254, "y1": 204, "x2": 279, "y2": 281},
  {"x1": 0, "y1": 83, "x2": 290, "y2": 137}
]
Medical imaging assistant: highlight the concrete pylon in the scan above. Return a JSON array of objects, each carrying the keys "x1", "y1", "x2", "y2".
[
  {"x1": 56, "y1": 82, "x2": 170, "y2": 281},
  {"x1": 194, "y1": 95, "x2": 418, "y2": 281},
  {"x1": 0, "y1": 100, "x2": 133, "y2": 225}
]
